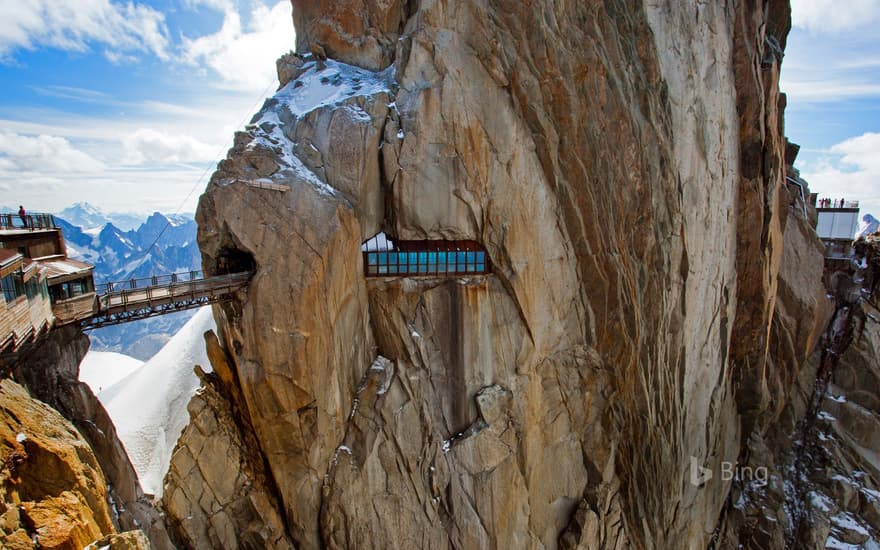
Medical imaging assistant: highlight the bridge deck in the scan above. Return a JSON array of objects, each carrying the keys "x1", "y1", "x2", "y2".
[{"x1": 82, "y1": 271, "x2": 251, "y2": 329}]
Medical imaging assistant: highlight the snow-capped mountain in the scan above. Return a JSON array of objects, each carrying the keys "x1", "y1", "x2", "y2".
[
  {"x1": 57, "y1": 202, "x2": 144, "y2": 231},
  {"x1": 55, "y1": 204, "x2": 202, "y2": 359},
  {"x1": 858, "y1": 213, "x2": 879, "y2": 238},
  {"x1": 58, "y1": 208, "x2": 200, "y2": 284}
]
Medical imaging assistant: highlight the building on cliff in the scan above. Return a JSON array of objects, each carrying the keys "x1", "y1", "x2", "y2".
[
  {"x1": 0, "y1": 211, "x2": 96, "y2": 352},
  {"x1": 816, "y1": 198, "x2": 861, "y2": 259}
]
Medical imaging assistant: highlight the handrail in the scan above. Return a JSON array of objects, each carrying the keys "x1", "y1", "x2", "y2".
[
  {"x1": 95, "y1": 271, "x2": 252, "y2": 311},
  {"x1": 95, "y1": 270, "x2": 206, "y2": 294},
  {"x1": 0, "y1": 212, "x2": 57, "y2": 230}
]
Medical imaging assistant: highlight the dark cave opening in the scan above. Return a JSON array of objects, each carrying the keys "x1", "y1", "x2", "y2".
[{"x1": 213, "y1": 246, "x2": 257, "y2": 275}]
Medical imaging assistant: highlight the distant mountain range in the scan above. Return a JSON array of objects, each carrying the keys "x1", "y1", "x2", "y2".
[
  {"x1": 56, "y1": 204, "x2": 199, "y2": 284},
  {"x1": 54, "y1": 202, "x2": 202, "y2": 360},
  {"x1": 57, "y1": 202, "x2": 145, "y2": 232}
]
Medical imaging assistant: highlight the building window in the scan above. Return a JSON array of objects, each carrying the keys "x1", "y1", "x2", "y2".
[
  {"x1": 48, "y1": 276, "x2": 94, "y2": 302},
  {"x1": 2, "y1": 271, "x2": 24, "y2": 303}
]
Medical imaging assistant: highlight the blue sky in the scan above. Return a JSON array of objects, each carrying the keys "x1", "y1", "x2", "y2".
[
  {"x1": 0, "y1": 1, "x2": 878, "y2": 220},
  {"x1": 0, "y1": 0, "x2": 293, "y2": 214}
]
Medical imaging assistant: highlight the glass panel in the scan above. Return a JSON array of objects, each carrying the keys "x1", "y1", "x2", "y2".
[
  {"x1": 476, "y1": 252, "x2": 485, "y2": 263},
  {"x1": 378, "y1": 253, "x2": 387, "y2": 265},
  {"x1": 368, "y1": 253, "x2": 377, "y2": 265},
  {"x1": 378, "y1": 265, "x2": 388, "y2": 274},
  {"x1": 368, "y1": 265, "x2": 377, "y2": 275},
  {"x1": 476, "y1": 262, "x2": 485, "y2": 272},
  {"x1": 409, "y1": 252, "x2": 418, "y2": 266},
  {"x1": 388, "y1": 265, "x2": 398, "y2": 274}
]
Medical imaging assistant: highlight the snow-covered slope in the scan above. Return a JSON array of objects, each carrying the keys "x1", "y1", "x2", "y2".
[
  {"x1": 97, "y1": 307, "x2": 215, "y2": 496},
  {"x1": 79, "y1": 351, "x2": 144, "y2": 393}
]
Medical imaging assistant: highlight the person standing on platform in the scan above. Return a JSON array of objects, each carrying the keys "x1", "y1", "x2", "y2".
[{"x1": 17, "y1": 205, "x2": 26, "y2": 229}]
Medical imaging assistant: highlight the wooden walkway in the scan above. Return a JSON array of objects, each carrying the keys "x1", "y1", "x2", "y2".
[{"x1": 82, "y1": 271, "x2": 252, "y2": 329}]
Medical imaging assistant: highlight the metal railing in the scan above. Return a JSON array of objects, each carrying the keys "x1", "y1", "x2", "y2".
[
  {"x1": 95, "y1": 270, "x2": 207, "y2": 295},
  {"x1": 0, "y1": 212, "x2": 57, "y2": 230},
  {"x1": 95, "y1": 271, "x2": 251, "y2": 311},
  {"x1": 80, "y1": 270, "x2": 253, "y2": 328},
  {"x1": 817, "y1": 199, "x2": 860, "y2": 209}
]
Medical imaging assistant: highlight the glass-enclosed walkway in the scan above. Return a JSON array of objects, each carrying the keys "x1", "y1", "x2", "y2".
[{"x1": 362, "y1": 233, "x2": 490, "y2": 277}]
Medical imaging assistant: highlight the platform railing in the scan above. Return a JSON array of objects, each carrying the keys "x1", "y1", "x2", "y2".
[
  {"x1": 0, "y1": 213, "x2": 57, "y2": 230},
  {"x1": 95, "y1": 270, "x2": 206, "y2": 295}
]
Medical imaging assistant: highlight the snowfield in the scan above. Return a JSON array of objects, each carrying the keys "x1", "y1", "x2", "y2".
[
  {"x1": 91, "y1": 307, "x2": 215, "y2": 496},
  {"x1": 79, "y1": 351, "x2": 143, "y2": 393}
]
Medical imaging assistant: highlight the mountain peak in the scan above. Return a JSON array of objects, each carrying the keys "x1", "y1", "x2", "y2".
[
  {"x1": 57, "y1": 202, "x2": 110, "y2": 230},
  {"x1": 858, "y1": 213, "x2": 879, "y2": 238}
]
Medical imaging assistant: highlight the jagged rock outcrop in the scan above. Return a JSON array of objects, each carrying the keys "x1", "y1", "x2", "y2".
[
  {"x1": 164, "y1": 361, "x2": 294, "y2": 549},
  {"x1": 0, "y1": 379, "x2": 113, "y2": 549},
  {"x1": 715, "y1": 220, "x2": 880, "y2": 547},
  {"x1": 8, "y1": 326, "x2": 172, "y2": 549},
  {"x1": 171, "y1": 0, "x2": 848, "y2": 548}
]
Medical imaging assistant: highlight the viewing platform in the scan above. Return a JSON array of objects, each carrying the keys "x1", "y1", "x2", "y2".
[
  {"x1": 815, "y1": 198, "x2": 861, "y2": 262},
  {"x1": 362, "y1": 233, "x2": 490, "y2": 277},
  {"x1": 0, "y1": 209, "x2": 253, "y2": 354},
  {"x1": 0, "y1": 212, "x2": 58, "y2": 232},
  {"x1": 816, "y1": 199, "x2": 859, "y2": 211}
]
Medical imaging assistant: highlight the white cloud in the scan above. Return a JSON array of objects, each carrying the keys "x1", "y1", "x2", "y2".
[
  {"x1": 31, "y1": 85, "x2": 111, "y2": 103},
  {"x1": 0, "y1": 1, "x2": 295, "y2": 214},
  {"x1": 122, "y1": 128, "x2": 217, "y2": 165},
  {"x1": 180, "y1": 1, "x2": 295, "y2": 91},
  {"x1": 0, "y1": 0, "x2": 169, "y2": 60},
  {"x1": 0, "y1": 132, "x2": 104, "y2": 172},
  {"x1": 800, "y1": 132, "x2": 880, "y2": 216},
  {"x1": 781, "y1": 80, "x2": 880, "y2": 102},
  {"x1": 184, "y1": 0, "x2": 235, "y2": 11},
  {"x1": 791, "y1": 0, "x2": 880, "y2": 33}
]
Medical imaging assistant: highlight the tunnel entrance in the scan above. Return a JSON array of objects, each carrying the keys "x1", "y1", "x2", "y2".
[
  {"x1": 362, "y1": 233, "x2": 490, "y2": 277},
  {"x1": 215, "y1": 246, "x2": 256, "y2": 275}
]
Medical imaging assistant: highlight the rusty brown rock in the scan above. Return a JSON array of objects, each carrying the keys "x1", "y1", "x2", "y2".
[
  {"x1": 0, "y1": 380, "x2": 113, "y2": 550},
  {"x1": 291, "y1": 0, "x2": 408, "y2": 71}
]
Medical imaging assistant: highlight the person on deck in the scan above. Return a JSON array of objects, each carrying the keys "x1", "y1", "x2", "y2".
[{"x1": 17, "y1": 206, "x2": 26, "y2": 229}]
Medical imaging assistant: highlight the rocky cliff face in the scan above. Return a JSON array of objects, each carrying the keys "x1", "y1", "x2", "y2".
[
  {"x1": 167, "y1": 0, "x2": 862, "y2": 548},
  {"x1": 0, "y1": 379, "x2": 150, "y2": 550},
  {"x1": 6, "y1": 326, "x2": 173, "y2": 549}
]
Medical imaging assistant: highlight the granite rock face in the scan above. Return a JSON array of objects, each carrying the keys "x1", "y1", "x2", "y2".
[
  {"x1": 169, "y1": 1, "x2": 845, "y2": 548},
  {"x1": 164, "y1": 363, "x2": 294, "y2": 550}
]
